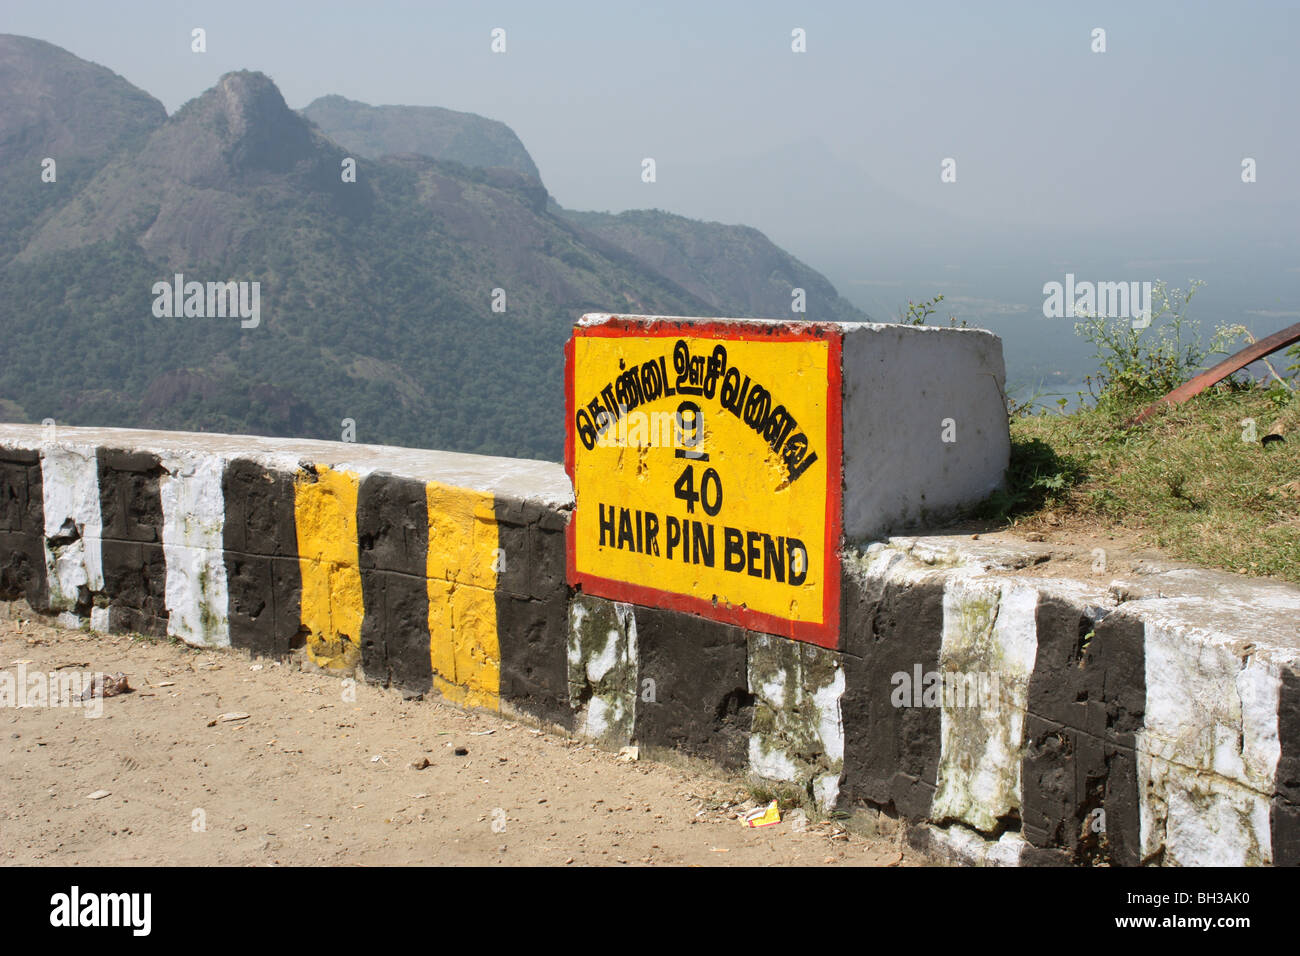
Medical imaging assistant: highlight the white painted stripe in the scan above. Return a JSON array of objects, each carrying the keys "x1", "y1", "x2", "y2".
[
  {"x1": 812, "y1": 667, "x2": 846, "y2": 810},
  {"x1": 931, "y1": 577, "x2": 1039, "y2": 833},
  {"x1": 1137, "y1": 620, "x2": 1280, "y2": 866},
  {"x1": 159, "y1": 452, "x2": 229, "y2": 647},
  {"x1": 748, "y1": 634, "x2": 797, "y2": 782},
  {"x1": 38, "y1": 444, "x2": 104, "y2": 612},
  {"x1": 746, "y1": 633, "x2": 846, "y2": 811},
  {"x1": 566, "y1": 598, "x2": 638, "y2": 744},
  {"x1": 920, "y1": 823, "x2": 1028, "y2": 866}
]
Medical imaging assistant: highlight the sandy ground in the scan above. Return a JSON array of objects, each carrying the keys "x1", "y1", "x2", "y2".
[{"x1": 0, "y1": 607, "x2": 913, "y2": 867}]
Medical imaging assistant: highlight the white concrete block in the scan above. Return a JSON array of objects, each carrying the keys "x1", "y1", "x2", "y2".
[{"x1": 840, "y1": 322, "x2": 1008, "y2": 540}]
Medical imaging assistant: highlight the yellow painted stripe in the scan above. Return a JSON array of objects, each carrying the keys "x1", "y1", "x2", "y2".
[
  {"x1": 426, "y1": 482, "x2": 500, "y2": 710},
  {"x1": 294, "y1": 465, "x2": 364, "y2": 671}
]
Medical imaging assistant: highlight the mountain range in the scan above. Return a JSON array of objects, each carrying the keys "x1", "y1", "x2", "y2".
[{"x1": 0, "y1": 34, "x2": 869, "y2": 460}]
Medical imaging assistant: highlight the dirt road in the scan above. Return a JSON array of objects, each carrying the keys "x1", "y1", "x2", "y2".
[{"x1": 0, "y1": 606, "x2": 913, "y2": 866}]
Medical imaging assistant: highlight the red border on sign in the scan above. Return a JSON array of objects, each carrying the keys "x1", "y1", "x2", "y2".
[{"x1": 565, "y1": 318, "x2": 844, "y2": 649}]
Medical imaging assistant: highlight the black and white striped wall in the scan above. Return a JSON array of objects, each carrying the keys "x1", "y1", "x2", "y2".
[{"x1": 2, "y1": 424, "x2": 1297, "y2": 866}]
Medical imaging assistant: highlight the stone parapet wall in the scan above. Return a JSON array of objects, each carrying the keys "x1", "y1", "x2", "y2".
[{"x1": 2, "y1": 423, "x2": 1297, "y2": 866}]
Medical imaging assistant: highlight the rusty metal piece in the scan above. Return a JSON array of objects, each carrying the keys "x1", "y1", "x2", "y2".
[{"x1": 1131, "y1": 321, "x2": 1300, "y2": 424}]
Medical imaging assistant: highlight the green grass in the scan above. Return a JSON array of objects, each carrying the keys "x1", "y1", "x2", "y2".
[{"x1": 985, "y1": 384, "x2": 1300, "y2": 582}]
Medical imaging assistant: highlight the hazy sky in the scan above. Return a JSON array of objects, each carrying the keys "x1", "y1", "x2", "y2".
[
  {"x1": 10, "y1": 1, "x2": 1298, "y2": 224},
  {"x1": 8, "y1": 1, "x2": 1299, "y2": 377}
]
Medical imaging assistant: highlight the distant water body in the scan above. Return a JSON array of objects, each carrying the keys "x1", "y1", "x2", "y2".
[{"x1": 1007, "y1": 381, "x2": 1094, "y2": 413}]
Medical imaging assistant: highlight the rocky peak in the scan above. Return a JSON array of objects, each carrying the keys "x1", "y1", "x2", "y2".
[{"x1": 177, "y1": 70, "x2": 321, "y2": 176}]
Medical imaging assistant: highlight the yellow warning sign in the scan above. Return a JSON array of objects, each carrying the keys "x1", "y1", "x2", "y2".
[{"x1": 566, "y1": 319, "x2": 842, "y2": 647}]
